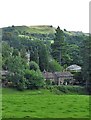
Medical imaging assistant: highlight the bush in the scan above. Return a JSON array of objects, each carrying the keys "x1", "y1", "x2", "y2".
[
  {"x1": 57, "y1": 85, "x2": 88, "y2": 94},
  {"x1": 45, "y1": 85, "x2": 88, "y2": 95},
  {"x1": 57, "y1": 85, "x2": 69, "y2": 93},
  {"x1": 17, "y1": 77, "x2": 27, "y2": 91},
  {"x1": 24, "y1": 69, "x2": 44, "y2": 89}
]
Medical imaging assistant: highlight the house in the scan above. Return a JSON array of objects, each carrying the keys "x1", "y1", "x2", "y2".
[
  {"x1": 54, "y1": 72, "x2": 74, "y2": 85},
  {"x1": 0, "y1": 70, "x2": 9, "y2": 87},
  {"x1": 43, "y1": 71, "x2": 74, "y2": 85},
  {"x1": 42, "y1": 71, "x2": 55, "y2": 84}
]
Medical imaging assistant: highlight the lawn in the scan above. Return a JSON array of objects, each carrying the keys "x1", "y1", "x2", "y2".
[{"x1": 2, "y1": 88, "x2": 90, "y2": 118}]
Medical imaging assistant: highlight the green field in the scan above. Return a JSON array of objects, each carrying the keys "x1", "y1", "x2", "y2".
[{"x1": 2, "y1": 88, "x2": 89, "y2": 118}]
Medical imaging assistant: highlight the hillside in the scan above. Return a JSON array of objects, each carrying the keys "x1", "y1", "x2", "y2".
[
  {"x1": 3, "y1": 25, "x2": 56, "y2": 34},
  {"x1": 2, "y1": 25, "x2": 90, "y2": 91},
  {"x1": 2, "y1": 25, "x2": 88, "y2": 66},
  {"x1": 3, "y1": 25, "x2": 88, "y2": 35},
  {"x1": 2, "y1": 25, "x2": 88, "y2": 45}
]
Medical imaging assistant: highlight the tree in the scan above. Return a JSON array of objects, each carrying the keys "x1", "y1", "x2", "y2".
[
  {"x1": 30, "y1": 46, "x2": 39, "y2": 65},
  {"x1": 6, "y1": 56, "x2": 27, "y2": 90},
  {"x1": 29, "y1": 61, "x2": 39, "y2": 71},
  {"x1": 48, "y1": 59, "x2": 63, "y2": 72},
  {"x1": 81, "y1": 35, "x2": 90, "y2": 93},
  {"x1": 38, "y1": 42, "x2": 49, "y2": 71},
  {"x1": 12, "y1": 48, "x2": 19, "y2": 56},
  {"x1": 2, "y1": 42, "x2": 13, "y2": 70},
  {"x1": 24, "y1": 70, "x2": 44, "y2": 89},
  {"x1": 25, "y1": 61, "x2": 44, "y2": 89},
  {"x1": 51, "y1": 26, "x2": 64, "y2": 65}
]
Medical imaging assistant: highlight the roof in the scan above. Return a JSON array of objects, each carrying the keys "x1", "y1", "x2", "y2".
[
  {"x1": 0, "y1": 70, "x2": 9, "y2": 75},
  {"x1": 66, "y1": 64, "x2": 81, "y2": 71},
  {"x1": 43, "y1": 72, "x2": 54, "y2": 79},
  {"x1": 54, "y1": 72, "x2": 73, "y2": 77},
  {"x1": 43, "y1": 71, "x2": 73, "y2": 79}
]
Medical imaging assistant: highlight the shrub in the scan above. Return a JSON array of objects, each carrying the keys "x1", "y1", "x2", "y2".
[
  {"x1": 24, "y1": 69, "x2": 44, "y2": 89},
  {"x1": 46, "y1": 85, "x2": 88, "y2": 95},
  {"x1": 17, "y1": 78, "x2": 26, "y2": 91}
]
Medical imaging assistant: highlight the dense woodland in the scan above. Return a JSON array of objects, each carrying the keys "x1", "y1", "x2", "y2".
[{"x1": 1, "y1": 25, "x2": 91, "y2": 92}]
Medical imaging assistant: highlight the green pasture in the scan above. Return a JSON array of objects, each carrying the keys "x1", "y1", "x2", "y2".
[{"x1": 2, "y1": 88, "x2": 89, "y2": 118}]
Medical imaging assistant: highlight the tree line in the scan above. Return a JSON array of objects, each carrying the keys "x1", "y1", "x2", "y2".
[{"x1": 2, "y1": 26, "x2": 90, "y2": 92}]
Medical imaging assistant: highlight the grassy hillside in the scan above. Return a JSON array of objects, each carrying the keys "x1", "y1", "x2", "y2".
[
  {"x1": 11, "y1": 25, "x2": 56, "y2": 34},
  {"x1": 3, "y1": 25, "x2": 88, "y2": 35},
  {"x1": 2, "y1": 88, "x2": 89, "y2": 118}
]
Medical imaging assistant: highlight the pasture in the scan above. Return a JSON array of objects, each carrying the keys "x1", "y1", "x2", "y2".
[{"x1": 2, "y1": 88, "x2": 89, "y2": 118}]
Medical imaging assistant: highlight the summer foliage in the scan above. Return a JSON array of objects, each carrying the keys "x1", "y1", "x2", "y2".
[
  {"x1": 2, "y1": 25, "x2": 90, "y2": 119},
  {"x1": 2, "y1": 25, "x2": 89, "y2": 90}
]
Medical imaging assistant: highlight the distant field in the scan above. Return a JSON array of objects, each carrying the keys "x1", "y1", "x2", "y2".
[{"x1": 2, "y1": 88, "x2": 89, "y2": 118}]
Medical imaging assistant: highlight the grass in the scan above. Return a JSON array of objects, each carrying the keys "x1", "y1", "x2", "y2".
[
  {"x1": 15, "y1": 25, "x2": 56, "y2": 34},
  {"x1": 2, "y1": 88, "x2": 90, "y2": 118}
]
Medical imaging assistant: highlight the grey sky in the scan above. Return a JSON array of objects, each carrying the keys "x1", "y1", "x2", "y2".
[{"x1": 0, "y1": 0, "x2": 89, "y2": 33}]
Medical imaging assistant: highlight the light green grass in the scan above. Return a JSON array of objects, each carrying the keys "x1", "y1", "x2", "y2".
[
  {"x1": 2, "y1": 88, "x2": 89, "y2": 118},
  {"x1": 15, "y1": 25, "x2": 56, "y2": 34}
]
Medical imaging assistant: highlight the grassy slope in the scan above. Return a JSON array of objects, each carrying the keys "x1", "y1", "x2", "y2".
[
  {"x1": 2, "y1": 88, "x2": 89, "y2": 118},
  {"x1": 10, "y1": 25, "x2": 88, "y2": 35},
  {"x1": 15, "y1": 25, "x2": 56, "y2": 34}
]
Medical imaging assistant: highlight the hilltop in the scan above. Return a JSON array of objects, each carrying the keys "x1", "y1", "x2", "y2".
[
  {"x1": 2, "y1": 25, "x2": 88, "y2": 46},
  {"x1": 3, "y1": 25, "x2": 88, "y2": 35}
]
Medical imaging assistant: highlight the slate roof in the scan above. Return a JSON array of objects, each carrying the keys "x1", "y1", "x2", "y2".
[
  {"x1": 54, "y1": 72, "x2": 73, "y2": 77},
  {"x1": 43, "y1": 71, "x2": 73, "y2": 79},
  {"x1": 66, "y1": 64, "x2": 81, "y2": 71},
  {"x1": 43, "y1": 72, "x2": 54, "y2": 79}
]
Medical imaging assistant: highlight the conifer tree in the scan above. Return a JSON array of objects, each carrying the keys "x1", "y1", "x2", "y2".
[{"x1": 51, "y1": 26, "x2": 64, "y2": 65}]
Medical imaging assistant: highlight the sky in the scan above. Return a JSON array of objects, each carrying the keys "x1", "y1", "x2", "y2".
[{"x1": 0, "y1": 0, "x2": 90, "y2": 33}]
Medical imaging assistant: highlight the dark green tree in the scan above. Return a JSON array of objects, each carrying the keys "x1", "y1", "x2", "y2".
[
  {"x1": 38, "y1": 42, "x2": 49, "y2": 71},
  {"x1": 30, "y1": 46, "x2": 39, "y2": 65},
  {"x1": 81, "y1": 35, "x2": 90, "y2": 92},
  {"x1": 51, "y1": 26, "x2": 64, "y2": 65},
  {"x1": 12, "y1": 48, "x2": 19, "y2": 56},
  {"x1": 2, "y1": 42, "x2": 12, "y2": 70}
]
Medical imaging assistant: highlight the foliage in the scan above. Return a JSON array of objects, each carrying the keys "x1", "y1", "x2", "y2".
[
  {"x1": 72, "y1": 72, "x2": 83, "y2": 85},
  {"x1": 81, "y1": 35, "x2": 91, "y2": 92},
  {"x1": 5, "y1": 56, "x2": 27, "y2": 90},
  {"x1": 24, "y1": 69, "x2": 44, "y2": 89},
  {"x1": 2, "y1": 42, "x2": 12, "y2": 69},
  {"x1": 29, "y1": 61, "x2": 39, "y2": 71},
  {"x1": 2, "y1": 25, "x2": 90, "y2": 88},
  {"x1": 7, "y1": 56, "x2": 26, "y2": 73},
  {"x1": 48, "y1": 59, "x2": 63, "y2": 72},
  {"x1": 45, "y1": 85, "x2": 88, "y2": 95},
  {"x1": 38, "y1": 42, "x2": 49, "y2": 71},
  {"x1": 51, "y1": 26, "x2": 65, "y2": 65}
]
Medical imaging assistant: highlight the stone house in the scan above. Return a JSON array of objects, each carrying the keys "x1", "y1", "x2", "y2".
[{"x1": 43, "y1": 71, "x2": 74, "y2": 85}]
